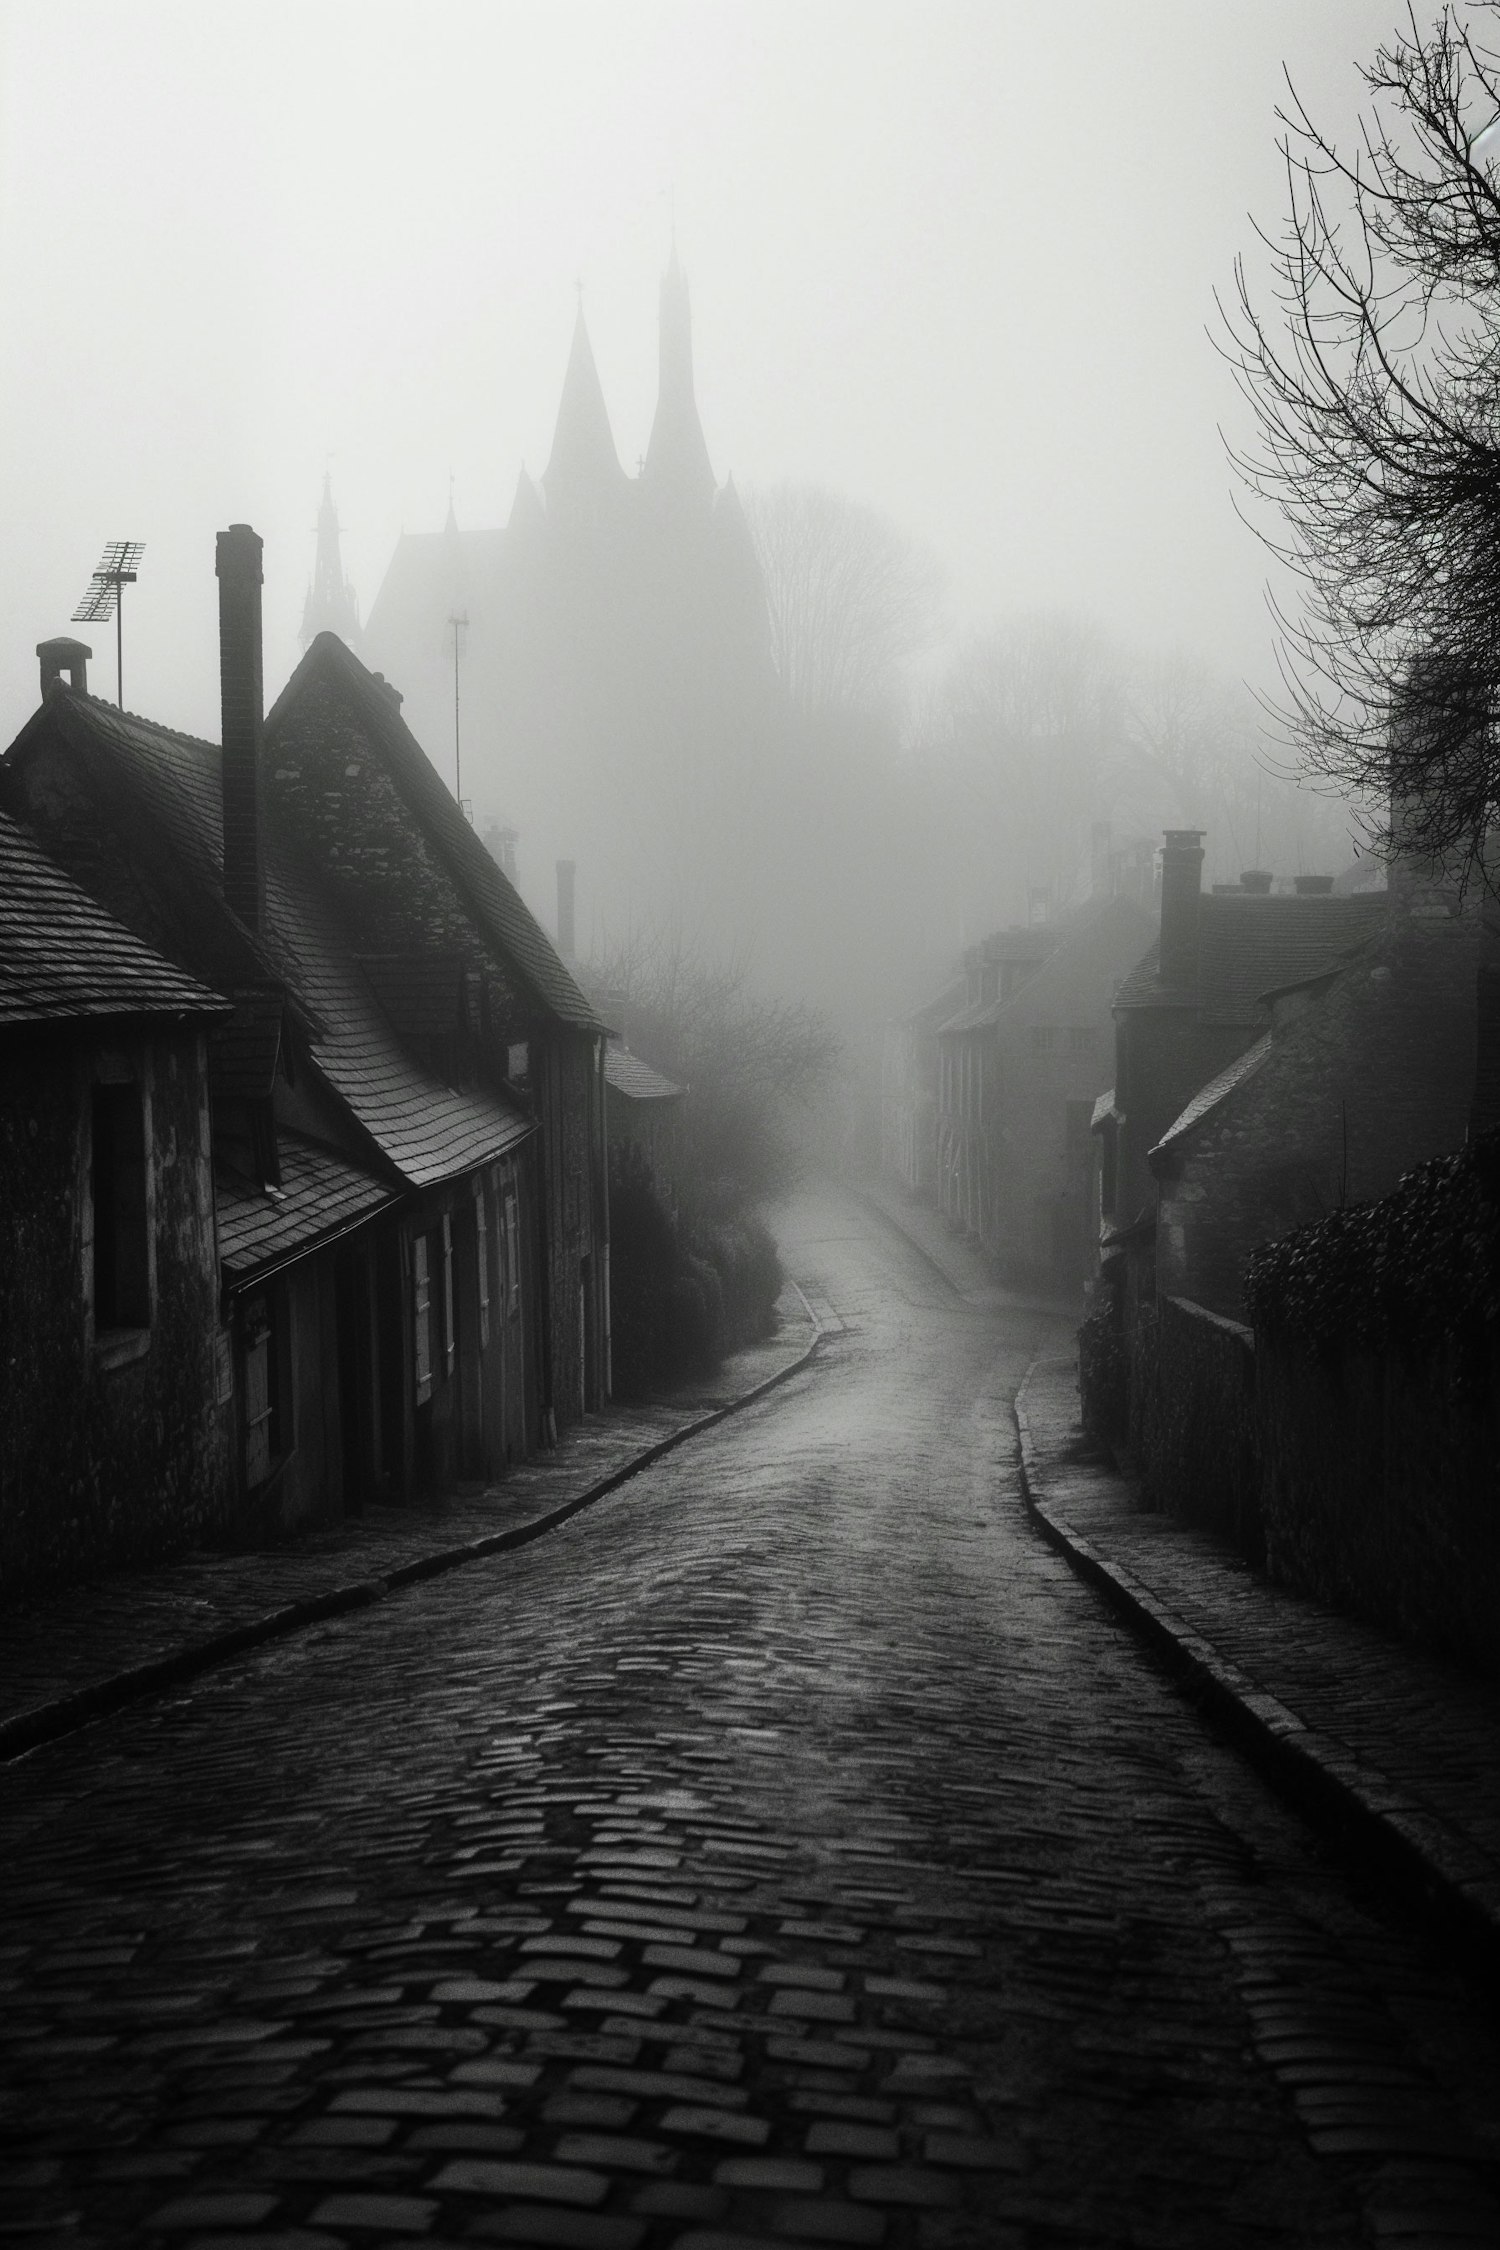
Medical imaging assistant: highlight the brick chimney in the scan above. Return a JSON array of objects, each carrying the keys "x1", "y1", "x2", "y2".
[
  {"x1": 36, "y1": 636, "x2": 92, "y2": 697},
  {"x1": 556, "y1": 858, "x2": 576, "y2": 961},
  {"x1": 217, "y1": 524, "x2": 265, "y2": 932},
  {"x1": 1158, "y1": 830, "x2": 1205, "y2": 990}
]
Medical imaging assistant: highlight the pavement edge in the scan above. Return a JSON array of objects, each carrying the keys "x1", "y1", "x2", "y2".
[
  {"x1": 0, "y1": 1304, "x2": 827, "y2": 1767},
  {"x1": 1013, "y1": 1354, "x2": 1500, "y2": 1991}
]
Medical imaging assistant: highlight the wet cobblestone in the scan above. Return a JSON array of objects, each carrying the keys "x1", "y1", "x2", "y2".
[{"x1": 1, "y1": 1192, "x2": 1498, "y2": 2246}]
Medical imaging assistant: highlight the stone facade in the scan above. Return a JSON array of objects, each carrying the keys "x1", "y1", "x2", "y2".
[
  {"x1": 1152, "y1": 916, "x2": 1479, "y2": 1318},
  {"x1": 936, "y1": 895, "x2": 1156, "y2": 1291},
  {"x1": 0, "y1": 1022, "x2": 228, "y2": 1595}
]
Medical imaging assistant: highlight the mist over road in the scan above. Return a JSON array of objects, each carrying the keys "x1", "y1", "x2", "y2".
[{"x1": 1, "y1": 1190, "x2": 1495, "y2": 2246}]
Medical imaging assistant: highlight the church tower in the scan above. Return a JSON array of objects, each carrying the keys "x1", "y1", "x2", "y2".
[
  {"x1": 543, "y1": 304, "x2": 627, "y2": 528},
  {"x1": 299, "y1": 474, "x2": 362, "y2": 650},
  {"x1": 643, "y1": 250, "x2": 716, "y2": 513}
]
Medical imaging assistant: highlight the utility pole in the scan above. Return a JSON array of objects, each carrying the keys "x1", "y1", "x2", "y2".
[{"x1": 448, "y1": 611, "x2": 468, "y2": 810}]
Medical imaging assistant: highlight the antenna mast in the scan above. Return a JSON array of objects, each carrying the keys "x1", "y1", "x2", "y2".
[{"x1": 72, "y1": 541, "x2": 145, "y2": 709}]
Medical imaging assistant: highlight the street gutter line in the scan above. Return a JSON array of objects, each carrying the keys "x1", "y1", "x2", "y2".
[
  {"x1": 1013, "y1": 1357, "x2": 1500, "y2": 1994},
  {"x1": 0, "y1": 1302, "x2": 828, "y2": 1768}
]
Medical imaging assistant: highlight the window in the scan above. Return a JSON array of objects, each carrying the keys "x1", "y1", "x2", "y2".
[
  {"x1": 475, "y1": 1180, "x2": 491, "y2": 1352},
  {"x1": 503, "y1": 1185, "x2": 520, "y2": 1318},
  {"x1": 413, "y1": 1233, "x2": 433, "y2": 1403},
  {"x1": 90, "y1": 1081, "x2": 150, "y2": 1332},
  {"x1": 440, "y1": 1212, "x2": 455, "y2": 1380},
  {"x1": 1030, "y1": 1025, "x2": 1057, "y2": 1056},
  {"x1": 242, "y1": 1292, "x2": 279, "y2": 1486},
  {"x1": 1068, "y1": 1025, "x2": 1098, "y2": 1054}
]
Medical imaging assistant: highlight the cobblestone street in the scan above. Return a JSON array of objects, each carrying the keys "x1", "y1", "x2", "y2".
[{"x1": 3, "y1": 1190, "x2": 1498, "y2": 2249}]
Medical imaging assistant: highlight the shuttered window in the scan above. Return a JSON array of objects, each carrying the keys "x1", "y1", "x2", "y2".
[
  {"x1": 413, "y1": 1234, "x2": 433, "y2": 1403},
  {"x1": 244, "y1": 1298, "x2": 275, "y2": 1486},
  {"x1": 475, "y1": 1181, "x2": 491, "y2": 1351},
  {"x1": 503, "y1": 1186, "x2": 520, "y2": 1317}
]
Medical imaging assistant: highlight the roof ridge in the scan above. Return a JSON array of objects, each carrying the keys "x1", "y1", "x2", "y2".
[{"x1": 268, "y1": 633, "x2": 605, "y2": 1033}]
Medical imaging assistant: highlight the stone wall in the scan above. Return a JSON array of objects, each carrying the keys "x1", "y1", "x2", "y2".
[
  {"x1": 1083, "y1": 1136, "x2": 1500, "y2": 1670},
  {"x1": 1257, "y1": 1331, "x2": 1500, "y2": 1673},
  {"x1": 1150, "y1": 1296, "x2": 1262, "y2": 1562},
  {"x1": 1, "y1": 1026, "x2": 229, "y2": 1599},
  {"x1": 1248, "y1": 1132, "x2": 1500, "y2": 1674}
]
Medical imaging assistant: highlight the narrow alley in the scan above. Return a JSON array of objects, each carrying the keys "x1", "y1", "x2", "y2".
[{"x1": 2, "y1": 1192, "x2": 1496, "y2": 2249}]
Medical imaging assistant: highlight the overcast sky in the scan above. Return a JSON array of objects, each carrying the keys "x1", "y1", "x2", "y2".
[{"x1": 0, "y1": 0, "x2": 1398, "y2": 748}]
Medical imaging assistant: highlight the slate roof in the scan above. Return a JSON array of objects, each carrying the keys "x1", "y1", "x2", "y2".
[
  {"x1": 215, "y1": 1132, "x2": 399, "y2": 1287},
  {"x1": 606, "y1": 1043, "x2": 684, "y2": 1103},
  {"x1": 2, "y1": 691, "x2": 534, "y2": 1190},
  {"x1": 1116, "y1": 893, "x2": 1388, "y2": 1025},
  {"x1": 940, "y1": 894, "x2": 1155, "y2": 1036},
  {"x1": 267, "y1": 634, "x2": 606, "y2": 1034},
  {"x1": 359, "y1": 955, "x2": 467, "y2": 1037},
  {"x1": 273, "y1": 874, "x2": 533, "y2": 1185},
  {"x1": 1151, "y1": 1036, "x2": 1273, "y2": 1161},
  {"x1": 0, "y1": 807, "x2": 225, "y2": 1030}
]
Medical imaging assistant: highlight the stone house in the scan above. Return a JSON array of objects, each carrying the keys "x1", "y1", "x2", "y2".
[
  {"x1": 1093, "y1": 833, "x2": 1388, "y2": 1266},
  {"x1": 2, "y1": 527, "x2": 607, "y2": 1555},
  {"x1": 882, "y1": 975, "x2": 965, "y2": 1196},
  {"x1": 264, "y1": 621, "x2": 612, "y2": 1434},
  {"x1": 1148, "y1": 912, "x2": 1480, "y2": 1319},
  {"x1": 935, "y1": 894, "x2": 1156, "y2": 1289},
  {"x1": 0, "y1": 796, "x2": 229, "y2": 1594}
]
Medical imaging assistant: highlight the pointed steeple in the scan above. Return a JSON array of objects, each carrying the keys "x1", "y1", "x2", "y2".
[
  {"x1": 543, "y1": 302, "x2": 625, "y2": 517},
  {"x1": 507, "y1": 466, "x2": 545, "y2": 537},
  {"x1": 300, "y1": 473, "x2": 362, "y2": 649},
  {"x1": 643, "y1": 249, "x2": 715, "y2": 508}
]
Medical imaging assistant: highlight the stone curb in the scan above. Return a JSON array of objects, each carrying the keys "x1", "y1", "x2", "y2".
[
  {"x1": 0, "y1": 1302, "x2": 827, "y2": 1768},
  {"x1": 1013, "y1": 1358, "x2": 1500, "y2": 1991}
]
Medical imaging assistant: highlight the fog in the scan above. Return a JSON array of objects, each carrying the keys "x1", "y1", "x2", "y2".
[{"x1": 0, "y1": 0, "x2": 1391, "y2": 1024}]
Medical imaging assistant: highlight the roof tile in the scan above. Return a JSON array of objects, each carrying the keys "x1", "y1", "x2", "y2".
[{"x1": 0, "y1": 808, "x2": 225, "y2": 1029}]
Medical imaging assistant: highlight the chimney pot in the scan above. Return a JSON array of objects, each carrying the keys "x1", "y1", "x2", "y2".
[
  {"x1": 216, "y1": 524, "x2": 265, "y2": 932},
  {"x1": 36, "y1": 636, "x2": 92, "y2": 698},
  {"x1": 1158, "y1": 830, "x2": 1206, "y2": 989},
  {"x1": 1239, "y1": 868, "x2": 1274, "y2": 895},
  {"x1": 1293, "y1": 874, "x2": 1335, "y2": 895}
]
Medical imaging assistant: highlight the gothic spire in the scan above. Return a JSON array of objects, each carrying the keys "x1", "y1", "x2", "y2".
[
  {"x1": 299, "y1": 473, "x2": 361, "y2": 649},
  {"x1": 543, "y1": 302, "x2": 625, "y2": 513},
  {"x1": 643, "y1": 249, "x2": 715, "y2": 508}
]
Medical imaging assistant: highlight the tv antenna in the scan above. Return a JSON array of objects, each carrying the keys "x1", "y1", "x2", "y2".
[
  {"x1": 447, "y1": 610, "x2": 469, "y2": 815},
  {"x1": 72, "y1": 541, "x2": 144, "y2": 709}
]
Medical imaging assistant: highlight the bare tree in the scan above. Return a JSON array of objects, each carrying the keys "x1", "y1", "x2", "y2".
[
  {"x1": 588, "y1": 924, "x2": 841, "y2": 1209},
  {"x1": 1220, "y1": 2, "x2": 1500, "y2": 871},
  {"x1": 744, "y1": 481, "x2": 943, "y2": 721}
]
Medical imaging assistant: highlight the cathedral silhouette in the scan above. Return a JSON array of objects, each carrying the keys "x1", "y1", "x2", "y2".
[{"x1": 335, "y1": 257, "x2": 775, "y2": 947}]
